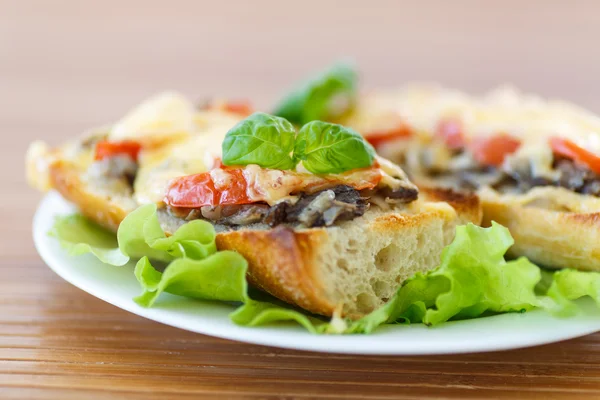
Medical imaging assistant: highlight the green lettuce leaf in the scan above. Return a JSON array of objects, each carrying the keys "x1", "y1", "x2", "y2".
[
  {"x1": 134, "y1": 253, "x2": 248, "y2": 307},
  {"x1": 50, "y1": 204, "x2": 217, "y2": 266},
  {"x1": 546, "y1": 269, "x2": 600, "y2": 316},
  {"x1": 421, "y1": 223, "x2": 543, "y2": 325},
  {"x1": 118, "y1": 204, "x2": 217, "y2": 262},
  {"x1": 229, "y1": 222, "x2": 561, "y2": 334},
  {"x1": 549, "y1": 269, "x2": 600, "y2": 305},
  {"x1": 133, "y1": 253, "x2": 324, "y2": 333},
  {"x1": 230, "y1": 301, "x2": 322, "y2": 334},
  {"x1": 50, "y1": 214, "x2": 129, "y2": 266}
]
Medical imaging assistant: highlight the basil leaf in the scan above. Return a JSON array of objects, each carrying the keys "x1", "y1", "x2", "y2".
[
  {"x1": 295, "y1": 121, "x2": 375, "y2": 174},
  {"x1": 222, "y1": 112, "x2": 296, "y2": 169},
  {"x1": 273, "y1": 62, "x2": 357, "y2": 125}
]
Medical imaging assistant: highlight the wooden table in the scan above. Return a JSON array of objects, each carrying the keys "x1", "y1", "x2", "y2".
[{"x1": 2, "y1": 1, "x2": 600, "y2": 398}]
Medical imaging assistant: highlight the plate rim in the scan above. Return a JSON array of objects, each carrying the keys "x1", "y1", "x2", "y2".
[{"x1": 33, "y1": 192, "x2": 600, "y2": 355}]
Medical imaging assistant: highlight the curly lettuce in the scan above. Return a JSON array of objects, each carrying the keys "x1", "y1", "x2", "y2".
[
  {"x1": 50, "y1": 214, "x2": 129, "y2": 266},
  {"x1": 50, "y1": 210, "x2": 600, "y2": 334},
  {"x1": 52, "y1": 204, "x2": 217, "y2": 266},
  {"x1": 118, "y1": 204, "x2": 217, "y2": 262},
  {"x1": 545, "y1": 269, "x2": 600, "y2": 316}
]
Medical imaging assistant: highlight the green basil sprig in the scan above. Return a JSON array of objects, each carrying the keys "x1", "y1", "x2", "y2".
[
  {"x1": 294, "y1": 121, "x2": 375, "y2": 174},
  {"x1": 272, "y1": 62, "x2": 357, "y2": 125},
  {"x1": 222, "y1": 113, "x2": 375, "y2": 175},
  {"x1": 221, "y1": 112, "x2": 296, "y2": 170}
]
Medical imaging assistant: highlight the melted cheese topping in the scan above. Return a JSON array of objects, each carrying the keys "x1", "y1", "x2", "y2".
[
  {"x1": 242, "y1": 165, "x2": 304, "y2": 205},
  {"x1": 134, "y1": 137, "x2": 207, "y2": 205},
  {"x1": 210, "y1": 168, "x2": 235, "y2": 190},
  {"x1": 503, "y1": 141, "x2": 559, "y2": 180},
  {"x1": 376, "y1": 156, "x2": 418, "y2": 191},
  {"x1": 342, "y1": 83, "x2": 471, "y2": 140},
  {"x1": 463, "y1": 86, "x2": 600, "y2": 152},
  {"x1": 238, "y1": 164, "x2": 392, "y2": 206},
  {"x1": 110, "y1": 91, "x2": 197, "y2": 146},
  {"x1": 346, "y1": 84, "x2": 600, "y2": 157},
  {"x1": 133, "y1": 111, "x2": 243, "y2": 204}
]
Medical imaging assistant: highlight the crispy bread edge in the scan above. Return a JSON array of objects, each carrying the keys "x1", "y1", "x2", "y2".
[
  {"x1": 49, "y1": 160, "x2": 131, "y2": 232},
  {"x1": 419, "y1": 185, "x2": 482, "y2": 225},
  {"x1": 216, "y1": 227, "x2": 336, "y2": 316},
  {"x1": 480, "y1": 188, "x2": 600, "y2": 271}
]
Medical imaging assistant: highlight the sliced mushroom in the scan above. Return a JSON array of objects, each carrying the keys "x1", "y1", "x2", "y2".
[
  {"x1": 297, "y1": 190, "x2": 336, "y2": 226},
  {"x1": 218, "y1": 205, "x2": 269, "y2": 226},
  {"x1": 263, "y1": 202, "x2": 289, "y2": 227},
  {"x1": 200, "y1": 206, "x2": 222, "y2": 221},
  {"x1": 88, "y1": 155, "x2": 138, "y2": 182},
  {"x1": 379, "y1": 186, "x2": 419, "y2": 203}
]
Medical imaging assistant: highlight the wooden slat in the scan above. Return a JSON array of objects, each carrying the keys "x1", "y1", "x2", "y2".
[{"x1": 2, "y1": 1, "x2": 600, "y2": 398}]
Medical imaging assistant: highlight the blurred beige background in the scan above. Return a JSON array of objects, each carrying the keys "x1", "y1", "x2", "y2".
[{"x1": 3, "y1": 0, "x2": 600, "y2": 137}]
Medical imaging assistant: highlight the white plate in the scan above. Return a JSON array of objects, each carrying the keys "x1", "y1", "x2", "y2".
[{"x1": 33, "y1": 192, "x2": 600, "y2": 355}]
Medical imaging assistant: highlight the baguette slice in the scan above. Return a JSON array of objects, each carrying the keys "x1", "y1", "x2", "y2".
[
  {"x1": 27, "y1": 140, "x2": 138, "y2": 232},
  {"x1": 411, "y1": 174, "x2": 600, "y2": 273},
  {"x1": 479, "y1": 186, "x2": 600, "y2": 271},
  {"x1": 27, "y1": 139, "x2": 481, "y2": 319}
]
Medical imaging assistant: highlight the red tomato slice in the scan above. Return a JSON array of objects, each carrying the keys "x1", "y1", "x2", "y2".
[
  {"x1": 365, "y1": 123, "x2": 412, "y2": 148},
  {"x1": 204, "y1": 99, "x2": 254, "y2": 116},
  {"x1": 165, "y1": 166, "x2": 383, "y2": 208},
  {"x1": 165, "y1": 169, "x2": 252, "y2": 208},
  {"x1": 549, "y1": 137, "x2": 600, "y2": 174},
  {"x1": 469, "y1": 134, "x2": 521, "y2": 167},
  {"x1": 95, "y1": 140, "x2": 142, "y2": 161},
  {"x1": 435, "y1": 118, "x2": 465, "y2": 149},
  {"x1": 223, "y1": 100, "x2": 253, "y2": 116}
]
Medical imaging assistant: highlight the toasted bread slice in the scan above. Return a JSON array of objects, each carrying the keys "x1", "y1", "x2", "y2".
[
  {"x1": 27, "y1": 136, "x2": 481, "y2": 319},
  {"x1": 479, "y1": 186, "x2": 600, "y2": 271},
  {"x1": 27, "y1": 140, "x2": 138, "y2": 232},
  {"x1": 412, "y1": 174, "x2": 600, "y2": 272}
]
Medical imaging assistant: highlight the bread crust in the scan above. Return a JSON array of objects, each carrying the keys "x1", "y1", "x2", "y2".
[
  {"x1": 479, "y1": 186, "x2": 600, "y2": 271},
  {"x1": 414, "y1": 172, "x2": 600, "y2": 271},
  {"x1": 419, "y1": 186, "x2": 482, "y2": 225},
  {"x1": 216, "y1": 227, "x2": 334, "y2": 316},
  {"x1": 49, "y1": 161, "x2": 132, "y2": 232}
]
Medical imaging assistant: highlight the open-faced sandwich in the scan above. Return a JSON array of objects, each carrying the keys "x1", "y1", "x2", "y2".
[
  {"x1": 26, "y1": 92, "x2": 481, "y2": 319},
  {"x1": 26, "y1": 73, "x2": 600, "y2": 334},
  {"x1": 340, "y1": 84, "x2": 600, "y2": 272}
]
